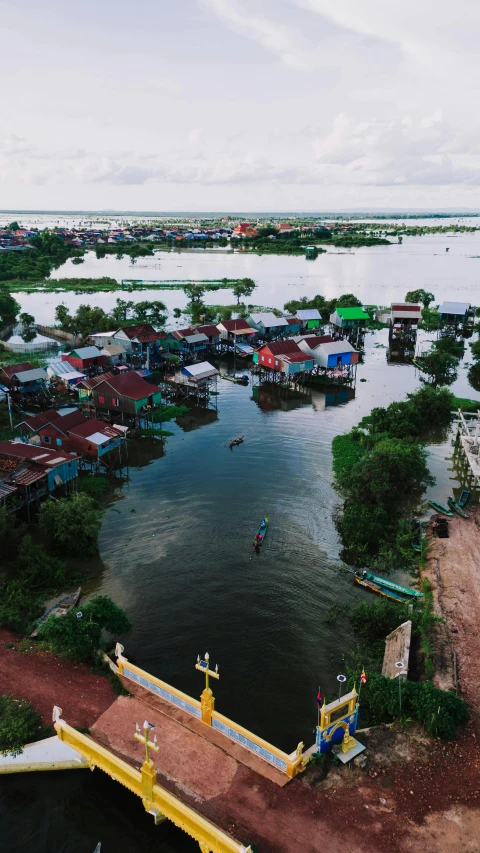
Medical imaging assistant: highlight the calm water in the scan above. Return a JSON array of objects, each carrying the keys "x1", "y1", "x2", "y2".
[{"x1": 4, "y1": 228, "x2": 480, "y2": 852}]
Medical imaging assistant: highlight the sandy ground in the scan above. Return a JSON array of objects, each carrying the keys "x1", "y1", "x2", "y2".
[{"x1": 0, "y1": 629, "x2": 115, "y2": 728}]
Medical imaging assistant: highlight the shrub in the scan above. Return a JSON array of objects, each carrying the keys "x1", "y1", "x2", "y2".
[
  {"x1": 38, "y1": 595, "x2": 131, "y2": 661},
  {"x1": 0, "y1": 696, "x2": 43, "y2": 757},
  {"x1": 40, "y1": 493, "x2": 103, "y2": 558}
]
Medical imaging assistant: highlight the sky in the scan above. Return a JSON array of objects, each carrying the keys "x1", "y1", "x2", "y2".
[{"x1": 1, "y1": 0, "x2": 480, "y2": 211}]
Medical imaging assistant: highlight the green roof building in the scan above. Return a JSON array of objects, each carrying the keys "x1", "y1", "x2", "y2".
[{"x1": 330, "y1": 306, "x2": 370, "y2": 329}]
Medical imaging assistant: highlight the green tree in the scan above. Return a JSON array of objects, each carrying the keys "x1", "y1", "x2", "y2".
[
  {"x1": 7, "y1": 221, "x2": 20, "y2": 231},
  {"x1": 132, "y1": 300, "x2": 167, "y2": 326},
  {"x1": 110, "y1": 298, "x2": 135, "y2": 325},
  {"x1": 55, "y1": 304, "x2": 73, "y2": 331},
  {"x1": 19, "y1": 312, "x2": 35, "y2": 326},
  {"x1": 470, "y1": 339, "x2": 480, "y2": 362},
  {"x1": 335, "y1": 293, "x2": 362, "y2": 308},
  {"x1": 173, "y1": 308, "x2": 182, "y2": 319},
  {"x1": 38, "y1": 595, "x2": 131, "y2": 661},
  {"x1": 420, "y1": 350, "x2": 458, "y2": 387},
  {"x1": 40, "y1": 493, "x2": 104, "y2": 558},
  {"x1": 232, "y1": 278, "x2": 256, "y2": 305},
  {"x1": 0, "y1": 286, "x2": 19, "y2": 327},
  {"x1": 0, "y1": 696, "x2": 43, "y2": 757},
  {"x1": 405, "y1": 289, "x2": 435, "y2": 308},
  {"x1": 183, "y1": 284, "x2": 206, "y2": 304}
]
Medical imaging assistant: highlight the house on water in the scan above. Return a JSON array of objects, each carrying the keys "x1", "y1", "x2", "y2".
[
  {"x1": 17, "y1": 408, "x2": 123, "y2": 459},
  {"x1": 0, "y1": 362, "x2": 35, "y2": 387},
  {"x1": 253, "y1": 340, "x2": 314, "y2": 375},
  {"x1": 246, "y1": 312, "x2": 289, "y2": 338},
  {"x1": 168, "y1": 328, "x2": 209, "y2": 355},
  {"x1": 192, "y1": 324, "x2": 222, "y2": 346},
  {"x1": 47, "y1": 359, "x2": 86, "y2": 387},
  {"x1": 298, "y1": 338, "x2": 359, "y2": 369},
  {"x1": 437, "y1": 301, "x2": 472, "y2": 327},
  {"x1": 62, "y1": 346, "x2": 104, "y2": 372},
  {"x1": 295, "y1": 309, "x2": 322, "y2": 330},
  {"x1": 112, "y1": 324, "x2": 162, "y2": 359},
  {"x1": 216, "y1": 319, "x2": 256, "y2": 343},
  {"x1": 390, "y1": 303, "x2": 422, "y2": 328},
  {"x1": 0, "y1": 441, "x2": 78, "y2": 513},
  {"x1": 330, "y1": 306, "x2": 370, "y2": 332},
  {"x1": 86, "y1": 371, "x2": 162, "y2": 417},
  {"x1": 9, "y1": 367, "x2": 47, "y2": 394}
]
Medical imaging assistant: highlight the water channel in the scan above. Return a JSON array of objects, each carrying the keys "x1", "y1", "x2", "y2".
[{"x1": 3, "y1": 226, "x2": 480, "y2": 852}]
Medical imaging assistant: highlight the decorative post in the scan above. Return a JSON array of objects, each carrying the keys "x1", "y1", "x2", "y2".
[
  {"x1": 195, "y1": 652, "x2": 219, "y2": 726},
  {"x1": 395, "y1": 661, "x2": 405, "y2": 714},
  {"x1": 134, "y1": 720, "x2": 159, "y2": 808}
]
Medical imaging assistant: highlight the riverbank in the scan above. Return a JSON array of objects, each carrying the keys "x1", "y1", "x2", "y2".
[{"x1": 0, "y1": 629, "x2": 116, "y2": 729}]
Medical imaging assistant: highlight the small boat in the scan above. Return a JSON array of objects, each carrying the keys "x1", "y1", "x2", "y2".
[
  {"x1": 447, "y1": 497, "x2": 469, "y2": 519},
  {"x1": 360, "y1": 571, "x2": 424, "y2": 598},
  {"x1": 412, "y1": 359, "x2": 425, "y2": 371},
  {"x1": 229, "y1": 435, "x2": 244, "y2": 449},
  {"x1": 221, "y1": 373, "x2": 249, "y2": 385},
  {"x1": 428, "y1": 500, "x2": 454, "y2": 517},
  {"x1": 253, "y1": 517, "x2": 269, "y2": 548},
  {"x1": 458, "y1": 489, "x2": 470, "y2": 507},
  {"x1": 31, "y1": 587, "x2": 81, "y2": 638},
  {"x1": 412, "y1": 539, "x2": 422, "y2": 553},
  {"x1": 354, "y1": 575, "x2": 408, "y2": 603}
]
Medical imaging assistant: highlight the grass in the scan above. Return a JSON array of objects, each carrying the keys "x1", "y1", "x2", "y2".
[
  {"x1": 150, "y1": 404, "x2": 189, "y2": 423},
  {"x1": 452, "y1": 396, "x2": 480, "y2": 412},
  {"x1": 5, "y1": 276, "x2": 255, "y2": 294}
]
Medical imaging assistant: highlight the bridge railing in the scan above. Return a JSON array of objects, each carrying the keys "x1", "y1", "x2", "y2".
[
  {"x1": 53, "y1": 706, "x2": 251, "y2": 853},
  {"x1": 116, "y1": 645, "x2": 304, "y2": 778}
]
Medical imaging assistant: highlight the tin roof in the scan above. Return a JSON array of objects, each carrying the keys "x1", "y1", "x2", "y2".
[
  {"x1": 67, "y1": 346, "x2": 103, "y2": 359},
  {"x1": 12, "y1": 368, "x2": 47, "y2": 383},
  {"x1": 281, "y1": 353, "x2": 314, "y2": 364},
  {"x1": 248, "y1": 312, "x2": 289, "y2": 327},
  {"x1": 301, "y1": 335, "x2": 334, "y2": 348},
  {"x1": 438, "y1": 301, "x2": 471, "y2": 315},
  {"x1": 184, "y1": 333, "x2": 209, "y2": 344},
  {"x1": 182, "y1": 361, "x2": 219, "y2": 379},
  {"x1": 0, "y1": 362, "x2": 34, "y2": 378},
  {"x1": 0, "y1": 441, "x2": 76, "y2": 468},
  {"x1": 296, "y1": 309, "x2": 321, "y2": 321},
  {"x1": 77, "y1": 371, "x2": 117, "y2": 391},
  {"x1": 319, "y1": 340, "x2": 358, "y2": 354},
  {"x1": 334, "y1": 307, "x2": 370, "y2": 320},
  {"x1": 391, "y1": 304, "x2": 421, "y2": 313},
  {"x1": 217, "y1": 319, "x2": 256, "y2": 333},
  {"x1": 194, "y1": 324, "x2": 220, "y2": 337},
  {"x1": 258, "y1": 340, "x2": 301, "y2": 356},
  {"x1": 116, "y1": 323, "x2": 160, "y2": 343},
  {"x1": 94, "y1": 371, "x2": 159, "y2": 401}
]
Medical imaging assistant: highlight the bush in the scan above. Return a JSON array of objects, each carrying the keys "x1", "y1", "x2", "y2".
[
  {"x1": 38, "y1": 595, "x2": 131, "y2": 661},
  {"x1": 0, "y1": 696, "x2": 43, "y2": 757},
  {"x1": 40, "y1": 493, "x2": 103, "y2": 558}
]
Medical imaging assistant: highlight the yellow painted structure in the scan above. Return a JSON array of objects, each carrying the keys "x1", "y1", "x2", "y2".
[
  {"x1": 53, "y1": 707, "x2": 251, "y2": 853},
  {"x1": 316, "y1": 688, "x2": 359, "y2": 754},
  {"x1": 116, "y1": 644, "x2": 305, "y2": 778}
]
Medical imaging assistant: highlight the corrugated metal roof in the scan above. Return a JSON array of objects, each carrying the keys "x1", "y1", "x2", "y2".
[
  {"x1": 319, "y1": 340, "x2": 357, "y2": 354},
  {"x1": 296, "y1": 309, "x2": 321, "y2": 321},
  {"x1": 0, "y1": 362, "x2": 34, "y2": 378},
  {"x1": 391, "y1": 304, "x2": 421, "y2": 313},
  {"x1": 249, "y1": 312, "x2": 289, "y2": 327},
  {"x1": 13, "y1": 368, "x2": 47, "y2": 383},
  {"x1": 438, "y1": 301, "x2": 471, "y2": 315},
  {"x1": 184, "y1": 333, "x2": 209, "y2": 344},
  {"x1": 68, "y1": 346, "x2": 103, "y2": 359},
  {"x1": 94, "y1": 371, "x2": 159, "y2": 400},
  {"x1": 182, "y1": 361, "x2": 218, "y2": 378},
  {"x1": 334, "y1": 307, "x2": 370, "y2": 320},
  {"x1": 0, "y1": 482, "x2": 18, "y2": 498},
  {"x1": 258, "y1": 340, "x2": 301, "y2": 356}
]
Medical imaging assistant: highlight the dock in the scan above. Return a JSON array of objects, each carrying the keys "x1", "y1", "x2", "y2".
[{"x1": 453, "y1": 409, "x2": 480, "y2": 488}]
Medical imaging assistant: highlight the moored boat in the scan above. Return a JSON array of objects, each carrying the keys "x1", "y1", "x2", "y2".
[
  {"x1": 221, "y1": 373, "x2": 249, "y2": 385},
  {"x1": 31, "y1": 587, "x2": 81, "y2": 638},
  {"x1": 428, "y1": 500, "x2": 454, "y2": 517},
  {"x1": 360, "y1": 571, "x2": 424, "y2": 598},
  {"x1": 447, "y1": 497, "x2": 469, "y2": 519},
  {"x1": 354, "y1": 575, "x2": 408, "y2": 603},
  {"x1": 253, "y1": 517, "x2": 269, "y2": 548},
  {"x1": 458, "y1": 489, "x2": 470, "y2": 507},
  {"x1": 229, "y1": 435, "x2": 244, "y2": 448}
]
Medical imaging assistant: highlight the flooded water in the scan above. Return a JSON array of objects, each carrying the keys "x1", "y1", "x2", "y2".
[{"x1": 4, "y1": 225, "x2": 480, "y2": 852}]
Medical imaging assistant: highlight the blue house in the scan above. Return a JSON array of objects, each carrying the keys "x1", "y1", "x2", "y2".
[
  {"x1": 169, "y1": 329, "x2": 209, "y2": 354},
  {"x1": 437, "y1": 301, "x2": 471, "y2": 325},
  {"x1": 0, "y1": 440, "x2": 79, "y2": 511},
  {"x1": 10, "y1": 367, "x2": 47, "y2": 394}
]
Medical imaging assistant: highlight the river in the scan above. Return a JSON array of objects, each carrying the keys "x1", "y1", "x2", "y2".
[{"x1": 3, "y1": 225, "x2": 480, "y2": 852}]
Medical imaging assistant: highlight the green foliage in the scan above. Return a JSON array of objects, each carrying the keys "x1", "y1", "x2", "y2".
[
  {"x1": 40, "y1": 493, "x2": 103, "y2": 558},
  {"x1": 470, "y1": 339, "x2": 480, "y2": 362},
  {"x1": 335, "y1": 293, "x2": 362, "y2": 308},
  {"x1": 77, "y1": 474, "x2": 110, "y2": 497},
  {"x1": 7, "y1": 221, "x2": 20, "y2": 231},
  {"x1": 432, "y1": 336, "x2": 464, "y2": 356},
  {"x1": 405, "y1": 289, "x2": 435, "y2": 308},
  {"x1": 421, "y1": 307, "x2": 441, "y2": 331},
  {"x1": 150, "y1": 404, "x2": 189, "y2": 422},
  {"x1": 38, "y1": 595, "x2": 131, "y2": 662},
  {"x1": 0, "y1": 284, "x2": 19, "y2": 326},
  {"x1": 232, "y1": 277, "x2": 256, "y2": 304},
  {"x1": 407, "y1": 384, "x2": 454, "y2": 425},
  {"x1": 19, "y1": 311, "x2": 35, "y2": 326},
  {"x1": 0, "y1": 696, "x2": 43, "y2": 757},
  {"x1": 420, "y1": 350, "x2": 458, "y2": 386},
  {"x1": 360, "y1": 672, "x2": 468, "y2": 739},
  {"x1": 331, "y1": 432, "x2": 367, "y2": 480}
]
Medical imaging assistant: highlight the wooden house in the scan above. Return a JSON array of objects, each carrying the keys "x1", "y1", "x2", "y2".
[
  {"x1": 101, "y1": 344, "x2": 126, "y2": 365},
  {"x1": 297, "y1": 335, "x2": 334, "y2": 363},
  {"x1": 0, "y1": 362, "x2": 34, "y2": 387},
  {"x1": 285, "y1": 317, "x2": 302, "y2": 335},
  {"x1": 329, "y1": 306, "x2": 370, "y2": 330},
  {"x1": 168, "y1": 329, "x2": 209, "y2": 355},
  {"x1": 112, "y1": 324, "x2": 161, "y2": 357},
  {"x1": 390, "y1": 303, "x2": 422, "y2": 327},
  {"x1": 437, "y1": 301, "x2": 472, "y2": 326},
  {"x1": 76, "y1": 371, "x2": 117, "y2": 403},
  {"x1": 47, "y1": 359, "x2": 86, "y2": 386},
  {"x1": 253, "y1": 340, "x2": 314, "y2": 374},
  {"x1": 18, "y1": 408, "x2": 123, "y2": 459},
  {"x1": 89, "y1": 372, "x2": 162, "y2": 416},
  {"x1": 0, "y1": 441, "x2": 78, "y2": 510},
  {"x1": 9, "y1": 367, "x2": 47, "y2": 394},
  {"x1": 246, "y1": 312, "x2": 289, "y2": 337},
  {"x1": 216, "y1": 319, "x2": 256, "y2": 342},
  {"x1": 295, "y1": 309, "x2": 322, "y2": 330},
  {"x1": 310, "y1": 340, "x2": 359, "y2": 368},
  {"x1": 193, "y1": 324, "x2": 221, "y2": 345},
  {"x1": 62, "y1": 346, "x2": 104, "y2": 371}
]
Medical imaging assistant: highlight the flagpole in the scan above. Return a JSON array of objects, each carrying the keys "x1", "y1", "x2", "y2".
[
  {"x1": 317, "y1": 685, "x2": 320, "y2": 728},
  {"x1": 358, "y1": 665, "x2": 364, "y2": 703}
]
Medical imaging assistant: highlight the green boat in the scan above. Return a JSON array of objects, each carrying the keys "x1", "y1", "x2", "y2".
[
  {"x1": 253, "y1": 517, "x2": 269, "y2": 548},
  {"x1": 412, "y1": 540, "x2": 422, "y2": 553},
  {"x1": 447, "y1": 497, "x2": 469, "y2": 519},
  {"x1": 361, "y1": 571, "x2": 424, "y2": 599},
  {"x1": 354, "y1": 575, "x2": 408, "y2": 603},
  {"x1": 429, "y1": 500, "x2": 454, "y2": 517},
  {"x1": 458, "y1": 489, "x2": 470, "y2": 507}
]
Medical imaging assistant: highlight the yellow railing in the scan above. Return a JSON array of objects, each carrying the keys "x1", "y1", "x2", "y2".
[
  {"x1": 115, "y1": 645, "x2": 305, "y2": 778},
  {"x1": 53, "y1": 707, "x2": 251, "y2": 853}
]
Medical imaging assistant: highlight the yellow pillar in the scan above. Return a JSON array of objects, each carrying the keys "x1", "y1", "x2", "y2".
[
  {"x1": 200, "y1": 687, "x2": 215, "y2": 725},
  {"x1": 141, "y1": 758, "x2": 157, "y2": 809}
]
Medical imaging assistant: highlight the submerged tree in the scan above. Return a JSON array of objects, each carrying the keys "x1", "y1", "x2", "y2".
[{"x1": 232, "y1": 277, "x2": 256, "y2": 305}]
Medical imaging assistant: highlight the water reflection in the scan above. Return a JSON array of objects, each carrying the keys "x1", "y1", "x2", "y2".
[
  {"x1": 175, "y1": 406, "x2": 218, "y2": 431},
  {"x1": 252, "y1": 382, "x2": 313, "y2": 412}
]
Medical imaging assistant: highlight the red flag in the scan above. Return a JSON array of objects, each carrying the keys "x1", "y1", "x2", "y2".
[
  {"x1": 361, "y1": 669, "x2": 367, "y2": 685},
  {"x1": 316, "y1": 689, "x2": 322, "y2": 706}
]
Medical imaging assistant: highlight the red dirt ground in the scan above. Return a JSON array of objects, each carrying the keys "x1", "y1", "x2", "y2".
[{"x1": 0, "y1": 629, "x2": 115, "y2": 728}]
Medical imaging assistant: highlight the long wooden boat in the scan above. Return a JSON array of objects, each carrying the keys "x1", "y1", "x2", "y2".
[
  {"x1": 428, "y1": 500, "x2": 454, "y2": 517},
  {"x1": 31, "y1": 587, "x2": 81, "y2": 638},
  {"x1": 458, "y1": 489, "x2": 470, "y2": 507},
  {"x1": 412, "y1": 359, "x2": 425, "y2": 371},
  {"x1": 447, "y1": 497, "x2": 469, "y2": 519},
  {"x1": 354, "y1": 575, "x2": 408, "y2": 603},
  {"x1": 412, "y1": 539, "x2": 422, "y2": 553},
  {"x1": 229, "y1": 435, "x2": 244, "y2": 449},
  {"x1": 221, "y1": 373, "x2": 249, "y2": 385},
  {"x1": 361, "y1": 571, "x2": 424, "y2": 598},
  {"x1": 253, "y1": 517, "x2": 269, "y2": 548}
]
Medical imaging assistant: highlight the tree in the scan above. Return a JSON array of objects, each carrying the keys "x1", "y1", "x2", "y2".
[
  {"x1": 55, "y1": 304, "x2": 73, "y2": 331},
  {"x1": 336, "y1": 293, "x2": 362, "y2": 308},
  {"x1": 420, "y1": 350, "x2": 458, "y2": 387},
  {"x1": 0, "y1": 286, "x2": 19, "y2": 327},
  {"x1": 232, "y1": 278, "x2": 256, "y2": 305},
  {"x1": 0, "y1": 696, "x2": 43, "y2": 757},
  {"x1": 132, "y1": 300, "x2": 167, "y2": 326},
  {"x1": 7, "y1": 221, "x2": 20, "y2": 232},
  {"x1": 40, "y1": 493, "x2": 104, "y2": 558},
  {"x1": 183, "y1": 284, "x2": 206, "y2": 304},
  {"x1": 173, "y1": 308, "x2": 182, "y2": 319},
  {"x1": 470, "y1": 339, "x2": 480, "y2": 362},
  {"x1": 19, "y1": 312, "x2": 35, "y2": 326},
  {"x1": 38, "y1": 595, "x2": 131, "y2": 661},
  {"x1": 405, "y1": 289, "x2": 435, "y2": 308},
  {"x1": 109, "y1": 298, "x2": 135, "y2": 325}
]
